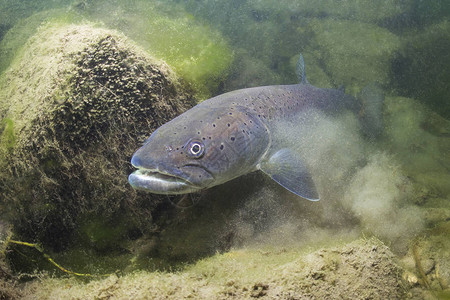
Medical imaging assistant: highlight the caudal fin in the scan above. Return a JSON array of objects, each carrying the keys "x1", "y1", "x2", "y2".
[{"x1": 358, "y1": 82, "x2": 384, "y2": 140}]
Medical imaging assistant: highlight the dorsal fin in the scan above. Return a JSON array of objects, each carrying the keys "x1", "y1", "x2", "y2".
[{"x1": 296, "y1": 53, "x2": 309, "y2": 84}]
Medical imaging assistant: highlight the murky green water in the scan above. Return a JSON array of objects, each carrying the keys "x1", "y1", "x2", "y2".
[{"x1": 0, "y1": 1, "x2": 449, "y2": 299}]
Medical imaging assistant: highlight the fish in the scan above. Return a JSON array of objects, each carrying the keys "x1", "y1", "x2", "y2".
[{"x1": 128, "y1": 54, "x2": 383, "y2": 201}]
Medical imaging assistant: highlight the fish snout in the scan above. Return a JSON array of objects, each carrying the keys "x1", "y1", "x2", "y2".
[
  {"x1": 131, "y1": 148, "x2": 160, "y2": 170},
  {"x1": 131, "y1": 152, "x2": 146, "y2": 169}
]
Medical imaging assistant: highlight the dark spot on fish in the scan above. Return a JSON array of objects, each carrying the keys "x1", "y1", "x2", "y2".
[
  {"x1": 244, "y1": 122, "x2": 247, "y2": 125},
  {"x1": 176, "y1": 147, "x2": 179, "y2": 150},
  {"x1": 220, "y1": 145, "x2": 224, "y2": 150},
  {"x1": 197, "y1": 131, "x2": 200, "y2": 134},
  {"x1": 213, "y1": 124, "x2": 216, "y2": 127},
  {"x1": 184, "y1": 126, "x2": 186, "y2": 129},
  {"x1": 227, "y1": 123, "x2": 230, "y2": 127},
  {"x1": 202, "y1": 137, "x2": 206, "y2": 140},
  {"x1": 230, "y1": 137, "x2": 235, "y2": 141},
  {"x1": 229, "y1": 112, "x2": 233, "y2": 115},
  {"x1": 208, "y1": 137, "x2": 211, "y2": 139}
]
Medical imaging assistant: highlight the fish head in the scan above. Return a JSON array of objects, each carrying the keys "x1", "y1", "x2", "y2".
[{"x1": 129, "y1": 106, "x2": 269, "y2": 194}]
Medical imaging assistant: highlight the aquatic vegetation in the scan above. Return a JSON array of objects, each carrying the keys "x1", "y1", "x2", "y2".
[
  {"x1": 0, "y1": 9, "x2": 83, "y2": 74},
  {"x1": 0, "y1": 1, "x2": 234, "y2": 99},
  {"x1": 77, "y1": 0, "x2": 234, "y2": 99},
  {"x1": 0, "y1": 23, "x2": 193, "y2": 254},
  {"x1": 0, "y1": 118, "x2": 15, "y2": 152}
]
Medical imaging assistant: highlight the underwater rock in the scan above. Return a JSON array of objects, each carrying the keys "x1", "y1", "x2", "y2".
[
  {"x1": 74, "y1": 0, "x2": 233, "y2": 99},
  {"x1": 225, "y1": 50, "x2": 282, "y2": 89},
  {"x1": 391, "y1": 20, "x2": 450, "y2": 118},
  {"x1": 0, "y1": 9, "x2": 83, "y2": 74},
  {"x1": 247, "y1": 0, "x2": 409, "y2": 23},
  {"x1": 19, "y1": 238, "x2": 407, "y2": 299},
  {"x1": 0, "y1": 23, "x2": 194, "y2": 251},
  {"x1": 383, "y1": 96, "x2": 450, "y2": 198},
  {"x1": 306, "y1": 19, "x2": 400, "y2": 93}
]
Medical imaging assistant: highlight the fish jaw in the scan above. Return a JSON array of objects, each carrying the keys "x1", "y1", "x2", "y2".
[
  {"x1": 128, "y1": 168, "x2": 203, "y2": 194},
  {"x1": 129, "y1": 151, "x2": 215, "y2": 194}
]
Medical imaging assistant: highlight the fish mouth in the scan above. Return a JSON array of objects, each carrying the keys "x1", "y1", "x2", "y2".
[{"x1": 128, "y1": 168, "x2": 203, "y2": 194}]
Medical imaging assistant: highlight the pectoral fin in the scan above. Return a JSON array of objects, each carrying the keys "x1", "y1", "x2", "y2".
[{"x1": 259, "y1": 148, "x2": 319, "y2": 201}]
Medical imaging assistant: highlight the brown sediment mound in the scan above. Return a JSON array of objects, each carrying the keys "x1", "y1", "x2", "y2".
[
  {"x1": 19, "y1": 238, "x2": 407, "y2": 299},
  {"x1": 0, "y1": 23, "x2": 194, "y2": 251}
]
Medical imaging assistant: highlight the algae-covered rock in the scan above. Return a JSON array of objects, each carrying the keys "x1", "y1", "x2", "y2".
[
  {"x1": 392, "y1": 20, "x2": 450, "y2": 118},
  {"x1": 383, "y1": 96, "x2": 450, "y2": 197},
  {"x1": 0, "y1": 9, "x2": 82, "y2": 74},
  {"x1": 76, "y1": 0, "x2": 234, "y2": 99},
  {"x1": 306, "y1": 19, "x2": 400, "y2": 93},
  {"x1": 0, "y1": 2, "x2": 233, "y2": 99},
  {"x1": 248, "y1": 0, "x2": 408, "y2": 23},
  {"x1": 19, "y1": 238, "x2": 407, "y2": 299},
  {"x1": 0, "y1": 23, "x2": 194, "y2": 251}
]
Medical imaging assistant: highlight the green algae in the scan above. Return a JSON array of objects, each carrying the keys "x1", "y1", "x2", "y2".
[
  {"x1": 77, "y1": 0, "x2": 233, "y2": 99},
  {"x1": 0, "y1": 2, "x2": 233, "y2": 100},
  {"x1": 0, "y1": 118, "x2": 15, "y2": 152},
  {"x1": 0, "y1": 9, "x2": 84, "y2": 74},
  {"x1": 0, "y1": 23, "x2": 193, "y2": 257},
  {"x1": 306, "y1": 19, "x2": 400, "y2": 94}
]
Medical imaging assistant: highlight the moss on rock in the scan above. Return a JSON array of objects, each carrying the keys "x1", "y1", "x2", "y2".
[
  {"x1": 0, "y1": 23, "x2": 194, "y2": 253},
  {"x1": 76, "y1": 0, "x2": 234, "y2": 99}
]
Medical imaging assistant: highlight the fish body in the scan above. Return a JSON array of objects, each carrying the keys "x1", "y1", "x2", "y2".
[{"x1": 129, "y1": 55, "x2": 382, "y2": 200}]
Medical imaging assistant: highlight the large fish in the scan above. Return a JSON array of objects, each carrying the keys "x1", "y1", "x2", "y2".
[{"x1": 129, "y1": 55, "x2": 383, "y2": 200}]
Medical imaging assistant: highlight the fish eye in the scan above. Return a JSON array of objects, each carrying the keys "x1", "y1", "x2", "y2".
[{"x1": 187, "y1": 141, "x2": 205, "y2": 158}]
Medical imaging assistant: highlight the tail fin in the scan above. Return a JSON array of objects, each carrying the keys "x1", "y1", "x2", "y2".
[{"x1": 358, "y1": 82, "x2": 384, "y2": 140}]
